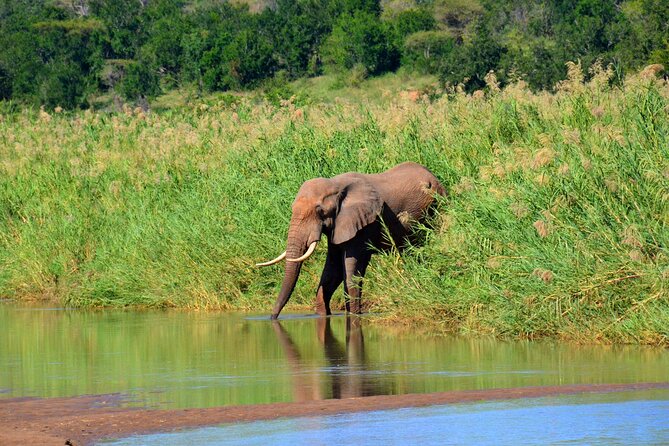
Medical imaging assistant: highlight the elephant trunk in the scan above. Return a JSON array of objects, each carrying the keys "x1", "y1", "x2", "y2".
[
  {"x1": 271, "y1": 225, "x2": 318, "y2": 319},
  {"x1": 271, "y1": 257, "x2": 302, "y2": 319}
]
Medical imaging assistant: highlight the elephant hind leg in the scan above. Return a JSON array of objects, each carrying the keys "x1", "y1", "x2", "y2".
[{"x1": 315, "y1": 250, "x2": 344, "y2": 316}]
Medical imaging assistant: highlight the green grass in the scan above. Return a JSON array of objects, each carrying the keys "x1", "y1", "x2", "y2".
[
  {"x1": 143, "y1": 71, "x2": 439, "y2": 111},
  {"x1": 288, "y1": 70, "x2": 440, "y2": 104},
  {"x1": 0, "y1": 67, "x2": 667, "y2": 345}
]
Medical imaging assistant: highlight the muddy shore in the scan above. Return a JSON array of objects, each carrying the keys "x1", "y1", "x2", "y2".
[{"x1": 2, "y1": 382, "x2": 667, "y2": 445}]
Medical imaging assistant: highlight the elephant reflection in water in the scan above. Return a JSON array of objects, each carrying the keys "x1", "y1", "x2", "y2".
[{"x1": 271, "y1": 317, "x2": 384, "y2": 401}]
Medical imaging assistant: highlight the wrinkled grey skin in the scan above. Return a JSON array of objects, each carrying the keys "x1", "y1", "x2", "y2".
[{"x1": 268, "y1": 162, "x2": 446, "y2": 319}]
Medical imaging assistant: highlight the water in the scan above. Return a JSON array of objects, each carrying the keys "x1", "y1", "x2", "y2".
[
  {"x1": 104, "y1": 390, "x2": 669, "y2": 445},
  {"x1": 1, "y1": 301, "x2": 668, "y2": 410}
]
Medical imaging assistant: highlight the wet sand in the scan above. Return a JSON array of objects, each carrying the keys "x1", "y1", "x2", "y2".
[{"x1": 2, "y1": 382, "x2": 667, "y2": 446}]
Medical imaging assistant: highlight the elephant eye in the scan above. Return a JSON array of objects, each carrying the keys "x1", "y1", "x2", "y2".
[{"x1": 315, "y1": 204, "x2": 325, "y2": 217}]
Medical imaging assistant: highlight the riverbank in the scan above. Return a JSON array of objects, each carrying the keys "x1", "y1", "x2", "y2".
[
  {"x1": 3, "y1": 383, "x2": 667, "y2": 445},
  {"x1": 1, "y1": 66, "x2": 668, "y2": 344}
]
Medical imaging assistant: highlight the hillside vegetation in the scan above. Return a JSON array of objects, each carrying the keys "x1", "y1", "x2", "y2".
[
  {"x1": 1, "y1": 0, "x2": 668, "y2": 109},
  {"x1": 1, "y1": 65, "x2": 667, "y2": 345}
]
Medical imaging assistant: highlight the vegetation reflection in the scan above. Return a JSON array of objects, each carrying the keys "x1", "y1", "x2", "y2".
[{"x1": 0, "y1": 304, "x2": 667, "y2": 409}]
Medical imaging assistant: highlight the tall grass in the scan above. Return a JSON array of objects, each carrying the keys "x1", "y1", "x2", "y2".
[{"x1": 1, "y1": 66, "x2": 667, "y2": 344}]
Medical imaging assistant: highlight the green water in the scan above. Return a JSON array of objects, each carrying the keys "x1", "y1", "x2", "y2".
[{"x1": 1, "y1": 301, "x2": 668, "y2": 409}]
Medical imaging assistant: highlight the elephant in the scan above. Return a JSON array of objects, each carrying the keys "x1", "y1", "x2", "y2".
[{"x1": 257, "y1": 162, "x2": 446, "y2": 319}]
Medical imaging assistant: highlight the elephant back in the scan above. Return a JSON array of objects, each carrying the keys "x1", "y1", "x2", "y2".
[{"x1": 373, "y1": 162, "x2": 445, "y2": 217}]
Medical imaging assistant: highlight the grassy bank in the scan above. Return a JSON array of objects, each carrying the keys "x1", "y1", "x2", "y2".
[{"x1": 1, "y1": 66, "x2": 668, "y2": 345}]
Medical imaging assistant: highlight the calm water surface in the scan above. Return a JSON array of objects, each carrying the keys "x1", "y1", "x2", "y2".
[{"x1": 1, "y1": 301, "x2": 668, "y2": 409}]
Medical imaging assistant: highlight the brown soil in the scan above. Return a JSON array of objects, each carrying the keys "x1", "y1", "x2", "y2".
[{"x1": 2, "y1": 382, "x2": 667, "y2": 446}]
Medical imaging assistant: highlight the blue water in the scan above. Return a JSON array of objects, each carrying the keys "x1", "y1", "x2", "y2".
[{"x1": 103, "y1": 390, "x2": 669, "y2": 445}]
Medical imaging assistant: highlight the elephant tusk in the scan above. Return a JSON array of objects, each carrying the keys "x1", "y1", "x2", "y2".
[
  {"x1": 256, "y1": 251, "x2": 287, "y2": 267},
  {"x1": 287, "y1": 241, "x2": 318, "y2": 262}
]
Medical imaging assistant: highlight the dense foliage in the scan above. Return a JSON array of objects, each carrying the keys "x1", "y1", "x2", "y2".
[
  {"x1": 1, "y1": 0, "x2": 668, "y2": 108},
  {"x1": 1, "y1": 68, "x2": 668, "y2": 344}
]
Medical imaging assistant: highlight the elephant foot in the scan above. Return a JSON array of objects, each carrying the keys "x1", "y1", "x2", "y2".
[
  {"x1": 314, "y1": 307, "x2": 331, "y2": 317},
  {"x1": 345, "y1": 300, "x2": 363, "y2": 314},
  {"x1": 314, "y1": 300, "x2": 331, "y2": 316}
]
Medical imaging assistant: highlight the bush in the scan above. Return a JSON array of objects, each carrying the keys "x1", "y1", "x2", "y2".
[
  {"x1": 321, "y1": 11, "x2": 398, "y2": 76},
  {"x1": 387, "y1": 7, "x2": 436, "y2": 49},
  {"x1": 119, "y1": 60, "x2": 161, "y2": 102},
  {"x1": 403, "y1": 30, "x2": 456, "y2": 74},
  {"x1": 0, "y1": 64, "x2": 13, "y2": 100},
  {"x1": 263, "y1": 70, "x2": 295, "y2": 106}
]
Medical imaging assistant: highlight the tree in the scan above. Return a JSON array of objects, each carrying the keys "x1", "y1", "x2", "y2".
[
  {"x1": 387, "y1": 7, "x2": 436, "y2": 49},
  {"x1": 119, "y1": 59, "x2": 160, "y2": 101},
  {"x1": 615, "y1": 0, "x2": 669, "y2": 69},
  {"x1": 340, "y1": 0, "x2": 382, "y2": 16},
  {"x1": 25, "y1": 17, "x2": 104, "y2": 108},
  {"x1": 180, "y1": 3, "x2": 276, "y2": 92},
  {"x1": 89, "y1": 0, "x2": 144, "y2": 59},
  {"x1": 269, "y1": 0, "x2": 335, "y2": 77},
  {"x1": 432, "y1": 0, "x2": 484, "y2": 36},
  {"x1": 225, "y1": 25, "x2": 276, "y2": 88},
  {"x1": 552, "y1": 0, "x2": 620, "y2": 66},
  {"x1": 403, "y1": 30, "x2": 455, "y2": 74},
  {"x1": 440, "y1": 16, "x2": 504, "y2": 90},
  {"x1": 321, "y1": 11, "x2": 397, "y2": 75},
  {"x1": 0, "y1": 63, "x2": 12, "y2": 100},
  {"x1": 139, "y1": 1, "x2": 190, "y2": 86}
]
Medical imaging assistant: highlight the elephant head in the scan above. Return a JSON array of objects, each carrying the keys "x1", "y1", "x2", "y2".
[{"x1": 257, "y1": 175, "x2": 383, "y2": 319}]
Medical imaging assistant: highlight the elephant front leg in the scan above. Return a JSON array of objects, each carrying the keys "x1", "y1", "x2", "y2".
[
  {"x1": 315, "y1": 249, "x2": 343, "y2": 316},
  {"x1": 343, "y1": 248, "x2": 372, "y2": 314}
]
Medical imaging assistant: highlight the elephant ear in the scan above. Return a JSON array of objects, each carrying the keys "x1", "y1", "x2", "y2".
[{"x1": 332, "y1": 179, "x2": 383, "y2": 245}]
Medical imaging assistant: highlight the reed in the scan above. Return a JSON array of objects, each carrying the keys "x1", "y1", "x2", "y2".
[{"x1": 1, "y1": 67, "x2": 667, "y2": 345}]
